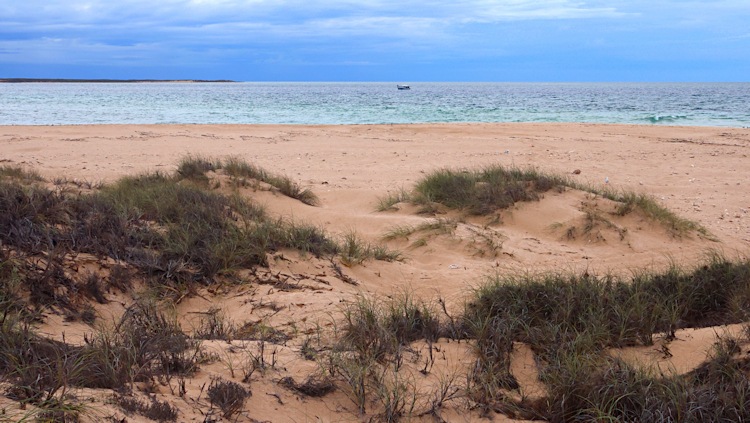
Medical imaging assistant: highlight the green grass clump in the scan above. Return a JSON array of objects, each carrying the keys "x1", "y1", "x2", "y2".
[
  {"x1": 176, "y1": 154, "x2": 221, "y2": 184},
  {"x1": 404, "y1": 164, "x2": 704, "y2": 236},
  {"x1": 339, "y1": 232, "x2": 402, "y2": 266},
  {"x1": 462, "y1": 255, "x2": 750, "y2": 419},
  {"x1": 0, "y1": 297, "x2": 199, "y2": 421},
  {"x1": 467, "y1": 255, "x2": 750, "y2": 351},
  {"x1": 331, "y1": 293, "x2": 447, "y2": 418},
  {"x1": 382, "y1": 219, "x2": 458, "y2": 249},
  {"x1": 340, "y1": 293, "x2": 444, "y2": 362},
  {"x1": 175, "y1": 155, "x2": 319, "y2": 205},
  {"x1": 222, "y1": 156, "x2": 268, "y2": 181},
  {"x1": 0, "y1": 161, "x2": 339, "y2": 306},
  {"x1": 223, "y1": 156, "x2": 319, "y2": 205},
  {"x1": 529, "y1": 331, "x2": 750, "y2": 422},
  {"x1": 0, "y1": 158, "x2": 397, "y2": 310},
  {"x1": 101, "y1": 172, "x2": 275, "y2": 278},
  {"x1": 600, "y1": 189, "x2": 705, "y2": 235},
  {"x1": 0, "y1": 164, "x2": 45, "y2": 183},
  {"x1": 375, "y1": 187, "x2": 411, "y2": 212},
  {"x1": 413, "y1": 166, "x2": 568, "y2": 215}
]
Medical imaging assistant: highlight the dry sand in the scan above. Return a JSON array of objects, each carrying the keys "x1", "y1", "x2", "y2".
[{"x1": 1, "y1": 123, "x2": 749, "y2": 422}]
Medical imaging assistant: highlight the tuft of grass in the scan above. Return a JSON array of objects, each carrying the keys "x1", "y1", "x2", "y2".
[
  {"x1": 0, "y1": 179, "x2": 70, "y2": 254},
  {"x1": 339, "y1": 232, "x2": 402, "y2": 267},
  {"x1": 382, "y1": 219, "x2": 457, "y2": 245},
  {"x1": 600, "y1": 189, "x2": 705, "y2": 236},
  {"x1": 467, "y1": 255, "x2": 750, "y2": 351},
  {"x1": 464, "y1": 314, "x2": 519, "y2": 404},
  {"x1": 376, "y1": 187, "x2": 411, "y2": 212},
  {"x1": 340, "y1": 293, "x2": 444, "y2": 362},
  {"x1": 413, "y1": 166, "x2": 568, "y2": 215},
  {"x1": 327, "y1": 352, "x2": 371, "y2": 415},
  {"x1": 222, "y1": 156, "x2": 268, "y2": 181},
  {"x1": 0, "y1": 164, "x2": 44, "y2": 183},
  {"x1": 194, "y1": 307, "x2": 236, "y2": 341},
  {"x1": 371, "y1": 244, "x2": 403, "y2": 262},
  {"x1": 0, "y1": 301, "x2": 194, "y2": 420},
  {"x1": 339, "y1": 232, "x2": 372, "y2": 267},
  {"x1": 373, "y1": 365, "x2": 418, "y2": 422},
  {"x1": 78, "y1": 299, "x2": 202, "y2": 389},
  {"x1": 223, "y1": 156, "x2": 319, "y2": 205},
  {"x1": 175, "y1": 154, "x2": 221, "y2": 184},
  {"x1": 532, "y1": 330, "x2": 750, "y2": 422},
  {"x1": 382, "y1": 225, "x2": 416, "y2": 241},
  {"x1": 102, "y1": 172, "x2": 270, "y2": 278},
  {"x1": 267, "y1": 174, "x2": 320, "y2": 206},
  {"x1": 207, "y1": 378, "x2": 251, "y2": 419}
]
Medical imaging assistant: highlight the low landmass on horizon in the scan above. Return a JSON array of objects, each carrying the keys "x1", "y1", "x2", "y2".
[{"x1": 0, "y1": 78, "x2": 235, "y2": 83}]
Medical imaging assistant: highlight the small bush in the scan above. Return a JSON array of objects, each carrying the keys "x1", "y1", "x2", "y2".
[
  {"x1": 279, "y1": 374, "x2": 336, "y2": 397},
  {"x1": 207, "y1": 378, "x2": 250, "y2": 418},
  {"x1": 341, "y1": 294, "x2": 444, "y2": 361},
  {"x1": 116, "y1": 394, "x2": 178, "y2": 422},
  {"x1": 194, "y1": 308, "x2": 236, "y2": 341}
]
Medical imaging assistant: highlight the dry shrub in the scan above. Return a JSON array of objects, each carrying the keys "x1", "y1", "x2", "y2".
[{"x1": 207, "y1": 378, "x2": 250, "y2": 418}]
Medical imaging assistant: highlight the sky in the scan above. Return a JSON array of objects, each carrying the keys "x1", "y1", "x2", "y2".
[{"x1": 0, "y1": 0, "x2": 749, "y2": 81}]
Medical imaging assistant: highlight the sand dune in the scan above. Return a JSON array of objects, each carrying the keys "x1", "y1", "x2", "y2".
[{"x1": 1, "y1": 123, "x2": 749, "y2": 422}]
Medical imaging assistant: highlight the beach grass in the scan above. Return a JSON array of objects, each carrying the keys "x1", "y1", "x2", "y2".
[
  {"x1": 383, "y1": 164, "x2": 705, "y2": 237},
  {"x1": 597, "y1": 188, "x2": 706, "y2": 236},
  {"x1": 0, "y1": 157, "x2": 357, "y2": 308},
  {"x1": 375, "y1": 187, "x2": 411, "y2": 212},
  {"x1": 0, "y1": 164, "x2": 45, "y2": 183},
  {"x1": 221, "y1": 156, "x2": 319, "y2": 205},
  {"x1": 175, "y1": 155, "x2": 319, "y2": 205},
  {"x1": 340, "y1": 232, "x2": 403, "y2": 266},
  {"x1": 459, "y1": 253, "x2": 750, "y2": 418},
  {"x1": 328, "y1": 254, "x2": 750, "y2": 420},
  {"x1": 0, "y1": 157, "x2": 743, "y2": 421},
  {"x1": 412, "y1": 166, "x2": 567, "y2": 215}
]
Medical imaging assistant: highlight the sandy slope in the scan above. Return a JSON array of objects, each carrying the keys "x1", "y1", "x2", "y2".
[{"x1": 1, "y1": 123, "x2": 749, "y2": 422}]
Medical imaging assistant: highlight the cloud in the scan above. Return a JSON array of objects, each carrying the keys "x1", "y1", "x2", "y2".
[
  {"x1": 0, "y1": 0, "x2": 629, "y2": 56},
  {"x1": 1, "y1": 0, "x2": 748, "y2": 79},
  {"x1": 2, "y1": 1, "x2": 624, "y2": 28}
]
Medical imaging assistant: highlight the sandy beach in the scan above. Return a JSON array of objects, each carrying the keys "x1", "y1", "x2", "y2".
[
  {"x1": 2, "y1": 123, "x2": 750, "y2": 422},
  {"x1": 3, "y1": 122, "x2": 749, "y2": 257}
]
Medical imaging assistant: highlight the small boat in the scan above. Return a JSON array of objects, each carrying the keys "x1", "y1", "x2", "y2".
[{"x1": 397, "y1": 84, "x2": 411, "y2": 90}]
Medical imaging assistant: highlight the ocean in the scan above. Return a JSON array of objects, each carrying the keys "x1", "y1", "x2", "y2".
[{"x1": 1, "y1": 82, "x2": 748, "y2": 127}]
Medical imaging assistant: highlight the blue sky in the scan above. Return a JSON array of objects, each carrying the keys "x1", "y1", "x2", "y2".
[{"x1": 1, "y1": 1, "x2": 748, "y2": 81}]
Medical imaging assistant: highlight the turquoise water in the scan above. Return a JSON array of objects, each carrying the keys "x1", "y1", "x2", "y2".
[{"x1": 1, "y1": 82, "x2": 749, "y2": 127}]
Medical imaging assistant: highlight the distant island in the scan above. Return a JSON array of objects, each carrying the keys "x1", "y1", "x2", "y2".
[{"x1": 0, "y1": 78, "x2": 235, "y2": 83}]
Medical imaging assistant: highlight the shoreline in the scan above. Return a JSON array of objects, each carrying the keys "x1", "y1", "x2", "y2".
[{"x1": 2, "y1": 121, "x2": 747, "y2": 129}]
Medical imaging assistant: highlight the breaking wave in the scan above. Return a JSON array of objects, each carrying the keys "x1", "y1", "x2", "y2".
[{"x1": 644, "y1": 115, "x2": 690, "y2": 124}]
